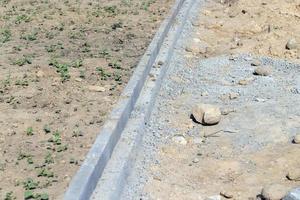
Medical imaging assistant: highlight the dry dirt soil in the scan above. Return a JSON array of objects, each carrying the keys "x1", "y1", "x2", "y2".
[
  {"x1": 0, "y1": 0, "x2": 173, "y2": 199},
  {"x1": 142, "y1": 0, "x2": 300, "y2": 199},
  {"x1": 192, "y1": 0, "x2": 300, "y2": 62}
]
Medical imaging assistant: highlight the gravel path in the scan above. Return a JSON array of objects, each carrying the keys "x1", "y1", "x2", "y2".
[{"x1": 121, "y1": 0, "x2": 300, "y2": 199}]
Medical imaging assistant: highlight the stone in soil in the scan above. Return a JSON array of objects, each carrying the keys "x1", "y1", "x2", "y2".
[
  {"x1": 292, "y1": 134, "x2": 300, "y2": 144},
  {"x1": 251, "y1": 59, "x2": 261, "y2": 66},
  {"x1": 192, "y1": 104, "x2": 221, "y2": 125},
  {"x1": 286, "y1": 171, "x2": 300, "y2": 181},
  {"x1": 238, "y1": 77, "x2": 255, "y2": 85},
  {"x1": 172, "y1": 135, "x2": 187, "y2": 145},
  {"x1": 286, "y1": 38, "x2": 298, "y2": 50},
  {"x1": 221, "y1": 107, "x2": 235, "y2": 115},
  {"x1": 185, "y1": 43, "x2": 207, "y2": 54},
  {"x1": 261, "y1": 184, "x2": 289, "y2": 200},
  {"x1": 220, "y1": 191, "x2": 233, "y2": 199},
  {"x1": 88, "y1": 85, "x2": 106, "y2": 92},
  {"x1": 205, "y1": 195, "x2": 221, "y2": 200},
  {"x1": 254, "y1": 66, "x2": 272, "y2": 76},
  {"x1": 283, "y1": 188, "x2": 300, "y2": 200}
]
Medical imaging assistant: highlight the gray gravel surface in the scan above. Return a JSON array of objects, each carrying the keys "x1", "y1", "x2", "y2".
[{"x1": 121, "y1": 0, "x2": 300, "y2": 199}]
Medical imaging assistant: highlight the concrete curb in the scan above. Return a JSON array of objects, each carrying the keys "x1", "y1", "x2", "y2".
[
  {"x1": 64, "y1": 0, "x2": 190, "y2": 199},
  {"x1": 91, "y1": 0, "x2": 199, "y2": 199}
]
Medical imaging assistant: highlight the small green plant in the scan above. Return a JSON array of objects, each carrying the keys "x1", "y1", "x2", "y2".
[
  {"x1": 96, "y1": 67, "x2": 111, "y2": 80},
  {"x1": 103, "y1": 5, "x2": 118, "y2": 15},
  {"x1": 99, "y1": 49, "x2": 111, "y2": 59},
  {"x1": 37, "y1": 168, "x2": 54, "y2": 178},
  {"x1": 17, "y1": 152, "x2": 33, "y2": 164},
  {"x1": 15, "y1": 79, "x2": 29, "y2": 86},
  {"x1": 4, "y1": 191, "x2": 16, "y2": 200},
  {"x1": 48, "y1": 131, "x2": 61, "y2": 145},
  {"x1": 49, "y1": 59, "x2": 70, "y2": 81},
  {"x1": 0, "y1": 29, "x2": 11, "y2": 43},
  {"x1": 21, "y1": 31, "x2": 37, "y2": 41},
  {"x1": 79, "y1": 70, "x2": 85, "y2": 79},
  {"x1": 15, "y1": 14, "x2": 31, "y2": 24},
  {"x1": 26, "y1": 127, "x2": 33, "y2": 136},
  {"x1": 12, "y1": 55, "x2": 32, "y2": 66},
  {"x1": 44, "y1": 152, "x2": 54, "y2": 164},
  {"x1": 43, "y1": 124, "x2": 51, "y2": 133},
  {"x1": 108, "y1": 60, "x2": 121, "y2": 69},
  {"x1": 71, "y1": 59, "x2": 83, "y2": 68},
  {"x1": 23, "y1": 178, "x2": 39, "y2": 190},
  {"x1": 56, "y1": 144, "x2": 68, "y2": 152}
]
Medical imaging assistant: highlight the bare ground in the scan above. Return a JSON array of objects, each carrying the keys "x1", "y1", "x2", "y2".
[{"x1": 0, "y1": 0, "x2": 173, "y2": 199}]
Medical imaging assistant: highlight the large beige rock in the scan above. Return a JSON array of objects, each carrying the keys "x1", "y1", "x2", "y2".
[
  {"x1": 261, "y1": 184, "x2": 289, "y2": 200},
  {"x1": 192, "y1": 104, "x2": 221, "y2": 125}
]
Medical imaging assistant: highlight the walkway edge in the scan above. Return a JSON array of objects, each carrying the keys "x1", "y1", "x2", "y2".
[{"x1": 64, "y1": 0, "x2": 188, "y2": 199}]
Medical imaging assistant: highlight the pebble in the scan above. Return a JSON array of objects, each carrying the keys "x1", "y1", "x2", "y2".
[
  {"x1": 192, "y1": 104, "x2": 221, "y2": 125},
  {"x1": 205, "y1": 195, "x2": 221, "y2": 200},
  {"x1": 172, "y1": 135, "x2": 187, "y2": 145},
  {"x1": 293, "y1": 134, "x2": 300, "y2": 144},
  {"x1": 286, "y1": 38, "x2": 298, "y2": 50},
  {"x1": 36, "y1": 70, "x2": 45, "y2": 78},
  {"x1": 229, "y1": 92, "x2": 239, "y2": 100},
  {"x1": 238, "y1": 77, "x2": 254, "y2": 85},
  {"x1": 221, "y1": 107, "x2": 235, "y2": 115},
  {"x1": 254, "y1": 66, "x2": 272, "y2": 76},
  {"x1": 88, "y1": 85, "x2": 106, "y2": 92},
  {"x1": 251, "y1": 59, "x2": 261, "y2": 66},
  {"x1": 220, "y1": 191, "x2": 233, "y2": 199},
  {"x1": 261, "y1": 184, "x2": 289, "y2": 200},
  {"x1": 286, "y1": 171, "x2": 300, "y2": 181},
  {"x1": 192, "y1": 158, "x2": 199, "y2": 163},
  {"x1": 185, "y1": 44, "x2": 207, "y2": 54},
  {"x1": 283, "y1": 187, "x2": 300, "y2": 200}
]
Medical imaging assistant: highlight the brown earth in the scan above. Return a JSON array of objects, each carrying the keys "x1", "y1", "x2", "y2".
[
  {"x1": 143, "y1": 0, "x2": 300, "y2": 199},
  {"x1": 191, "y1": 0, "x2": 300, "y2": 62},
  {"x1": 0, "y1": 0, "x2": 173, "y2": 199}
]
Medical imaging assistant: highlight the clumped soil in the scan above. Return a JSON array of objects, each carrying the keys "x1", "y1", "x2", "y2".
[
  {"x1": 0, "y1": 0, "x2": 173, "y2": 199},
  {"x1": 193, "y1": 0, "x2": 300, "y2": 62}
]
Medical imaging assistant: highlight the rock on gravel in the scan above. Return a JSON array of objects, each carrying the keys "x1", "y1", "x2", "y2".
[
  {"x1": 254, "y1": 66, "x2": 272, "y2": 76},
  {"x1": 192, "y1": 104, "x2": 221, "y2": 125},
  {"x1": 251, "y1": 59, "x2": 261, "y2": 66},
  {"x1": 185, "y1": 43, "x2": 207, "y2": 54},
  {"x1": 286, "y1": 38, "x2": 298, "y2": 50},
  {"x1": 261, "y1": 184, "x2": 289, "y2": 200},
  {"x1": 293, "y1": 134, "x2": 300, "y2": 144},
  {"x1": 172, "y1": 135, "x2": 187, "y2": 145},
  {"x1": 283, "y1": 188, "x2": 300, "y2": 200}
]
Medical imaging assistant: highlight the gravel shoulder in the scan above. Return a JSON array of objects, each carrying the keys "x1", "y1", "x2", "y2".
[{"x1": 121, "y1": 0, "x2": 300, "y2": 199}]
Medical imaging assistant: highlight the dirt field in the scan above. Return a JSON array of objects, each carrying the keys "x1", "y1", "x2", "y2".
[
  {"x1": 0, "y1": 0, "x2": 173, "y2": 199},
  {"x1": 125, "y1": 0, "x2": 300, "y2": 199},
  {"x1": 192, "y1": 0, "x2": 300, "y2": 62}
]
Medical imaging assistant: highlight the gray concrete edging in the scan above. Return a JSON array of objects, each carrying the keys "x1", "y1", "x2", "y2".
[{"x1": 64, "y1": 0, "x2": 189, "y2": 199}]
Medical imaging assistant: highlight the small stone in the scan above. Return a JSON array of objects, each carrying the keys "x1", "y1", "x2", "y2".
[
  {"x1": 293, "y1": 134, "x2": 300, "y2": 144},
  {"x1": 36, "y1": 70, "x2": 45, "y2": 78},
  {"x1": 221, "y1": 107, "x2": 235, "y2": 115},
  {"x1": 185, "y1": 44, "x2": 207, "y2": 54},
  {"x1": 193, "y1": 137, "x2": 204, "y2": 144},
  {"x1": 286, "y1": 38, "x2": 298, "y2": 50},
  {"x1": 88, "y1": 85, "x2": 106, "y2": 92},
  {"x1": 238, "y1": 77, "x2": 254, "y2": 85},
  {"x1": 205, "y1": 195, "x2": 221, "y2": 200},
  {"x1": 75, "y1": 78, "x2": 82, "y2": 82},
  {"x1": 192, "y1": 158, "x2": 199, "y2": 163},
  {"x1": 192, "y1": 104, "x2": 221, "y2": 125},
  {"x1": 261, "y1": 184, "x2": 288, "y2": 200},
  {"x1": 157, "y1": 61, "x2": 164, "y2": 66},
  {"x1": 172, "y1": 135, "x2": 187, "y2": 145},
  {"x1": 254, "y1": 66, "x2": 272, "y2": 76},
  {"x1": 283, "y1": 187, "x2": 300, "y2": 200},
  {"x1": 251, "y1": 59, "x2": 261, "y2": 66},
  {"x1": 286, "y1": 171, "x2": 300, "y2": 181},
  {"x1": 220, "y1": 191, "x2": 233, "y2": 199},
  {"x1": 229, "y1": 92, "x2": 239, "y2": 100}
]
